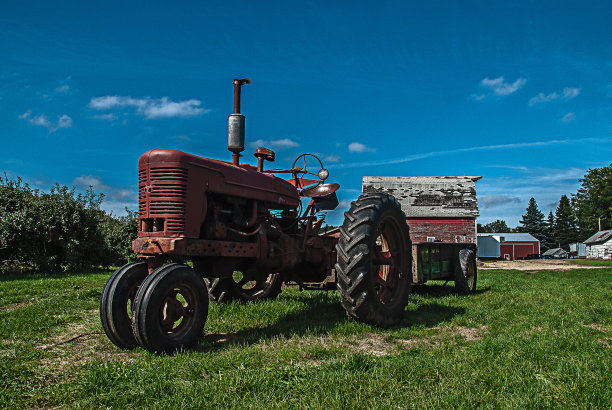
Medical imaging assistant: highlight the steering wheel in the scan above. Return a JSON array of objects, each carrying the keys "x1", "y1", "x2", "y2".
[{"x1": 291, "y1": 153, "x2": 328, "y2": 191}]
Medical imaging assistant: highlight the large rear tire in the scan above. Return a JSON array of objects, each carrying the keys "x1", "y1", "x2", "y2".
[
  {"x1": 132, "y1": 264, "x2": 208, "y2": 353},
  {"x1": 335, "y1": 193, "x2": 412, "y2": 327},
  {"x1": 100, "y1": 262, "x2": 148, "y2": 349},
  {"x1": 454, "y1": 248, "x2": 477, "y2": 294}
]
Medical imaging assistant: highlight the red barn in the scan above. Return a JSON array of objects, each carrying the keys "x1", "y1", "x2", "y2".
[
  {"x1": 362, "y1": 176, "x2": 481, "y2": 244},
  {"x1": 477, "y1": 233, "x2": 540, "y2": 260}
]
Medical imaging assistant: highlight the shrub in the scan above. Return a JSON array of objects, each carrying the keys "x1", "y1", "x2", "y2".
[{"x1": 0, "y1": 175, "x2": 137, "y2": 274}]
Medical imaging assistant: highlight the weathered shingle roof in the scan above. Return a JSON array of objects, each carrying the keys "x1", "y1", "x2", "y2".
[
  {"x1": 543, "y1": 248, "x2": 567, "y2": 256},
  {"x1": 362, "y1": 176, "x2": 481, "y2": 217},
  {"x1": 477, "y1": 233, "x2": 538, "y2": 242},
  {"x1": 584, "y1": 230, "x2": 612, "y2": 245}
]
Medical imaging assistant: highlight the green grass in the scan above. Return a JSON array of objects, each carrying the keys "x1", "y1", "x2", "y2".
[
  {"x1": 564, "y1": 258, "x2": 612, "y2": 267},
  {"x1": 1, "y1": 268, "x2": 611, "y2": 408}
]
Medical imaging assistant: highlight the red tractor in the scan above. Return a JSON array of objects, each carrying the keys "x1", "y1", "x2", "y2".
[{"x1": 100, "y1": 79, "x2": 476, "y2": 353}]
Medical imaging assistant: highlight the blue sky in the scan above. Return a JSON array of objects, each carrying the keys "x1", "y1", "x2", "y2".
[{"x1": 1, "y1": 0, "x2": 611, "y2": 227}]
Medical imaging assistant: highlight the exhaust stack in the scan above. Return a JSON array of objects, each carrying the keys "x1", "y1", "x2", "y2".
[{"x1": 228, "y1": 78, "x2": 251, "y2": 166}]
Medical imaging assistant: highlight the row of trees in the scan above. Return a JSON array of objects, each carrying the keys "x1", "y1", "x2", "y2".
[
  {"x1": 477, "y1": 163, "x2": 611, "y2": 251},
  {"x1": 0, "y1": 175, "x2": 137, "y2": 274}
]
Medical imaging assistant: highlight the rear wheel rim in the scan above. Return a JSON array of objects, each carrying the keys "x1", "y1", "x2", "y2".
[
  {"x1": 232, "y1": 271, "x2": 276, "y2": 299},
  {"x1": 372, "y1": 217, "x2": 404, "y2": 306}
]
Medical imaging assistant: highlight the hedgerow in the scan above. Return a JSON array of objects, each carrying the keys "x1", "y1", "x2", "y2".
[{"x1": 0, "y1": 175, "x2": 137, "y2": 274}]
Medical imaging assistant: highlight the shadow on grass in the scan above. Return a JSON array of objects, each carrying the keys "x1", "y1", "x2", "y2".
[
  {"x1": 197, "y1": 292, "x2": 465, "y2": 352},
  {"x1": 411, "y1": 284, "x2": 491, "y2": 298}
]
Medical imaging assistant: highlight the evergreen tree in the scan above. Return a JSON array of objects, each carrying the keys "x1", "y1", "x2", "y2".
[
  {"x1": 541, "y1": 211, "x2": 555, "y2": 251},
  {"x1": 553, "y1": 195, "x2": 578, "y2": 250},
  {"x1": 572, "y1": 163, "x2": 612, "y2": 240},
  {"x1": 518, "y1": 197, "x2": 547, "y2": 243}
]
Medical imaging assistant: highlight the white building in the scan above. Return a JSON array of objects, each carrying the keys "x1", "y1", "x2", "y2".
[{"x1": 584, "y1": 230, "x2": 612, "y2": 260}]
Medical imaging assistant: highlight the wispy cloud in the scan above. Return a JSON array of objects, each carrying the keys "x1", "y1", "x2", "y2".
[
  {"x1": 19, "y1": 111, "x2": 72, "y2": 133},
  {"x1": 473, "y1": 76, "x2": 526, "y2": 101},
  {"x1": 92, "y1": 113, "x2": 118, "y2": 121},
  {"x1": 72, "y1": 175, "x2": 110, "y2": 190},
  {"x1": 249, "y1": 138, "x2": 299, "y2": 150},
  {"x1": 88, "y1": 95, "x2": 208, "y2": 119},
  {"x1": 480, "y1": 195, "x2": 521, "y2": 208},
  {"x1": 348, "y1": 142, "x2": 375, "y2": 153},
  {"x1": 561, "y1": 112, "x2": 575, "y2": 122},
  {"x1": 476, "y1": 166, "x2": 587, "y2": 226},
  {"x1": 330, "y1": 137, "x2": 612, "y2": 169},
  {"x1": 72, "y1": 175, "x2": 137, "y2": 213},
  {"x1": 323, "y1": 154, "x2": 340, "y2": 163},
  {"x1": 529, "y1": 87, "x2": 580, "y2": 106},
  {"x1": 55, "y1": 84, "x2": 70, "y2": 94}
]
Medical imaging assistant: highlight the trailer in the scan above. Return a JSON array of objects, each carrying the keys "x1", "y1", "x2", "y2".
[{"x1": 411, "y1": 242, "x2": 477, "y2": 292}]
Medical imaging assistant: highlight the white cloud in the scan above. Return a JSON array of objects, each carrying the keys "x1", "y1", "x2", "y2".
[
  {"x1": 561, "y1": 112, "x2": 575, "y2": 122},
  {"x1": 480, "y1": 195, "x2": 521, "y2": 208},
  {"x1": 19, "y1": 111, "x2": 73, "y2": 133},
  {"x1": 55, "y1": 84, "x2": 70, "y2": 93},
  {"x1": 72, "y1": 175, "x2": 110, "y2": 190},
  {"x1": 323, "y1": 154, "x2": 340, "y2": 163},
  {"x1": 529, "y1": 92, "x2": 558, "y2": 106},
  {"x1": 88, "y1": 95, "x2": 208, "y2": 119},
  {"x1": 479, "y1": 76, "x2": 527, "y2": 96},
  {"x1": 348, "y1": 142, "x2": 375, "y2": 153},
  {"x1": 330, "y1": 136, "x2": 612, "y2": 169},
  {"x1": 529, "y1": 87, "x2": 580, "y2": 106},
  {"x1": 249, "y1": 138, "x2": 299, "y2": 150},
  {"x1": 563, "y1": 87, "x2": 580, "y2": 99}
]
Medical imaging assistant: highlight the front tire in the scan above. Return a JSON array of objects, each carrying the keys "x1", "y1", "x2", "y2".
[
  {"x1": 335, "y1": 193, "x2": 412, "y2": 327},
  {"x1": 100, "y1": 262, "x2": 148, "y2": 349},
  {"x1": 132, "y1": 264, "x2": 208, "y2": 353}
]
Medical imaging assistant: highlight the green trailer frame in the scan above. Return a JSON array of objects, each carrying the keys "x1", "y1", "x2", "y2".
[{"x1": 411, "y1": 242, "x2": 477, "y2": 284}]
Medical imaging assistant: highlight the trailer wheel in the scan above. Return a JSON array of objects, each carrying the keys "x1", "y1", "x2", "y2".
[
  {"x1": 204, "y1": 272, "x2": 282, "y2": 303},
  {"x1": 100, "y1": 262, "x2": 147, "y2": 349},
  {"x1": 132, "y1": 264, "x2": 208, "y2": 353},
  {"x1": 336, "y1": 193, "x2": 412, "y2": 327},
  {"x1": 454, "y1": 248, "x2": 477, "y2": 294}
]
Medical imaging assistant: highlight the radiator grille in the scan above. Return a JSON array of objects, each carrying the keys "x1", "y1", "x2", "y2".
[{"x1": 139, "y1": 167, "x2": 188, "y2": 234}]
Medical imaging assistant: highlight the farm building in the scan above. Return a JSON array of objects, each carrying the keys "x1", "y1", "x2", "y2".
[
  {"x1": 584, "y1": 230, "x2": 612, "y2": 260},
  {"x1": 542, "y1": 248, "x2": 568, "y2": 259},
  {"x1": 569, "y1": 242, "x2": 587, "y2": 258},
  {"x1": 362, "y1": 176, "x2": 481, "y2": 243},
  {"x1": 477, "y1": 233, "x2": 540, "y2": 260}
]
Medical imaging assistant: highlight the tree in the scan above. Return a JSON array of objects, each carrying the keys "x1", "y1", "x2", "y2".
[
  {"x1": 553, "y1": 195, "x2": 578, "y2": 250},
  {"x1": 540, "y1": 211, "x2": 556, "y2": 252},
  {"x1": 489, "y1": 219, "x2": 510, "y2": 232},
  {"x1": 517, "y1": 198, "x2": 547, "y2": 243},
  {"x1": 572, "y1": 163, "x2": 612, "y2": 240}
]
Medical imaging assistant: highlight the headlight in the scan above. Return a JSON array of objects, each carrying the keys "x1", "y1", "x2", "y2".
[{"x1": 318, "y1": 168, "x2": 329, "y2": 181}]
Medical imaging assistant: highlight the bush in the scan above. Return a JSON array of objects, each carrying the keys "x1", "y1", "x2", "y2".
[{"x1": 0, "y1": 175, "x2": 137, "y2": 274}]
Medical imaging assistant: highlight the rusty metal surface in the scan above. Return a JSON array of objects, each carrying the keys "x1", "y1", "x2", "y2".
[
  {"x1": 300, "y1": 182, "x2": 340, "y2": 198},
  {"x1": 133, "y1": 237, "x2": 259, "y2": 258}
]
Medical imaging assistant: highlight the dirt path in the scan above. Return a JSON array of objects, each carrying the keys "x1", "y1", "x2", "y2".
[{"x1": 479, "y1": 259, "x2": 607, "y2": 271}]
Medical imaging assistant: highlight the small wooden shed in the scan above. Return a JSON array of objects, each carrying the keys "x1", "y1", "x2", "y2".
[{"x1": 362, "y1": 176, "x2": 481, "y2": 244}]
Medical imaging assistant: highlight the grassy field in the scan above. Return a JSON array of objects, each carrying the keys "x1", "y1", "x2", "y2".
[
  {"x1": 564, "y1": 258, "x2": 612, "y2": 267},
  {"x1": 1, "y1": 267, "x2": 611, "y2": 408}
]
